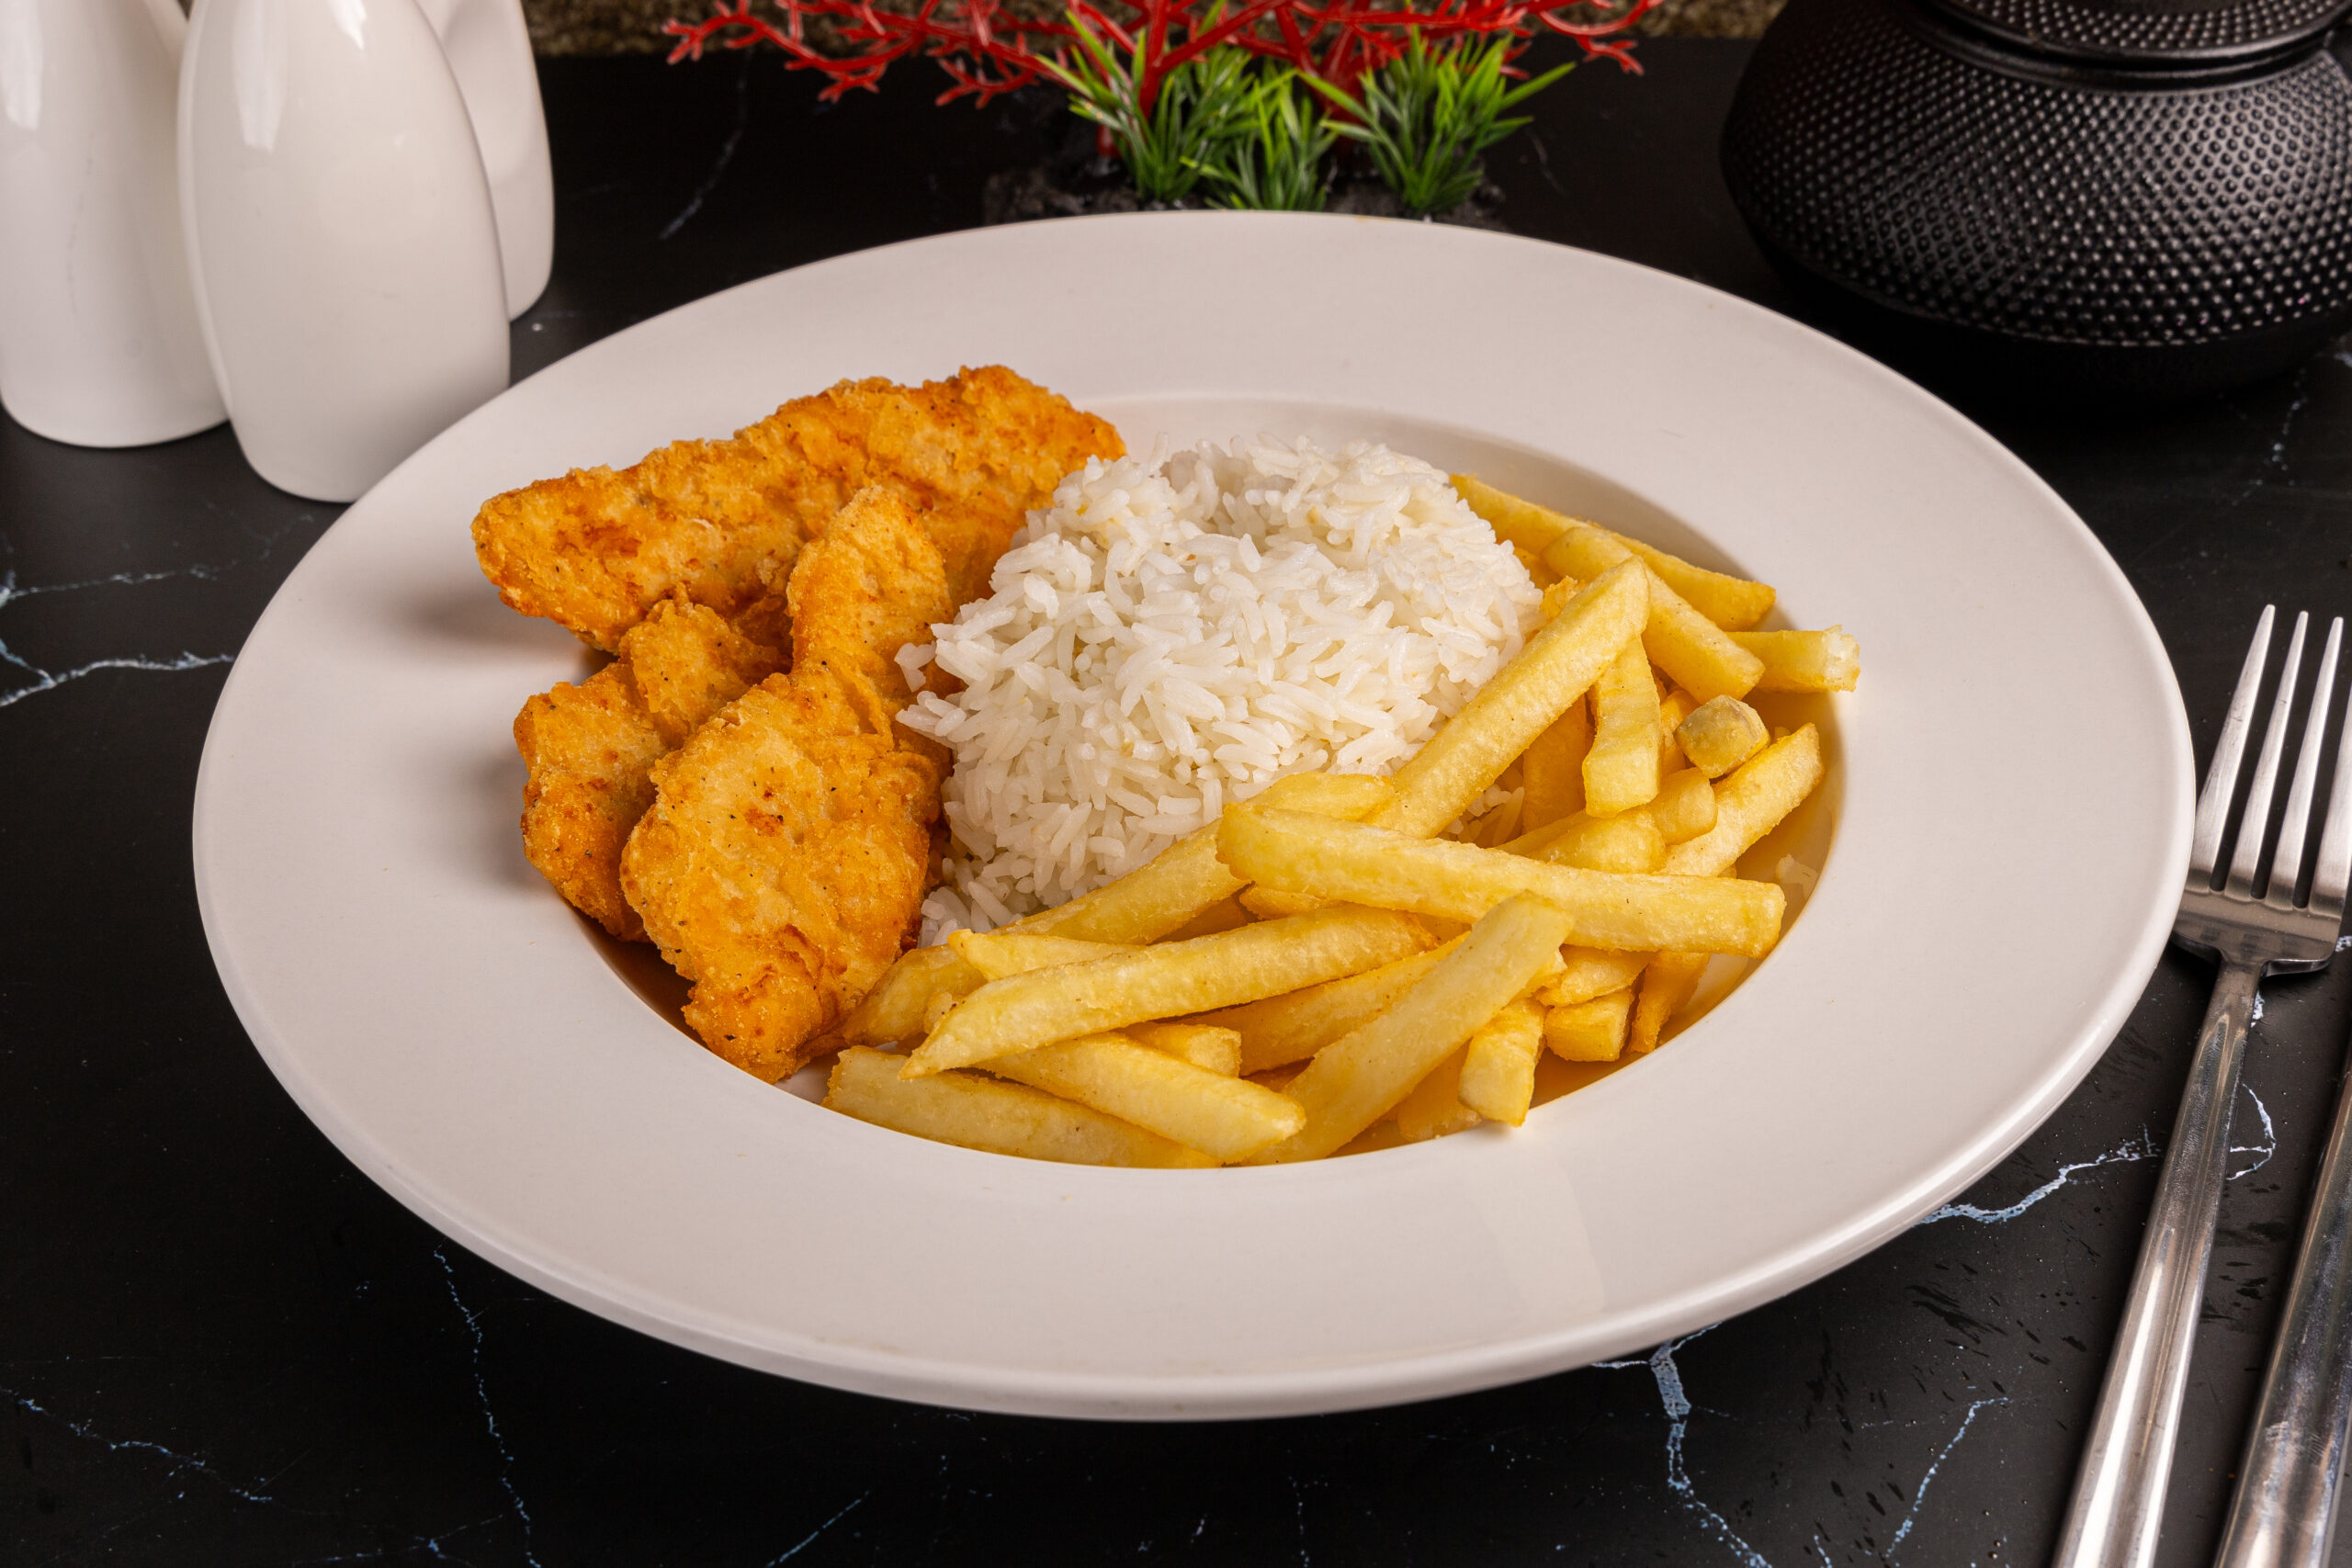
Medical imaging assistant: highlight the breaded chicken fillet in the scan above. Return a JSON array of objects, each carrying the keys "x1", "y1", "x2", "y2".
[
  {"x1": 513, "y1": 598, "x2": 786, "y2": 940},
  {"x1": 619, "y1": 488, "x2": 956, "y2": 1081},
  {"x1": 472, "y1": 366, "x2": 1121, "y2": 652}
]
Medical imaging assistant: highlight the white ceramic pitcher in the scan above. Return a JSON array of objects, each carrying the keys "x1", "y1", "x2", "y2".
[
  {"x1": 179, "y1": 0, "x2": 509, "y2": 503},
  {"x1": 0, "y1": 0, "x2": 225, "y2": 447},
  {"x1": 418, "y1": 0, "x2": 551, "y2": 318}
]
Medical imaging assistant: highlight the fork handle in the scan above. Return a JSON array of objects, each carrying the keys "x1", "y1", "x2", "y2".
[
  {"x1": 2212, "y1": 1032, "x2": 2352, "y2": 1568},
  {"x1": 2053, "y1": 957, "x2": 2260, "y2": 1568}
]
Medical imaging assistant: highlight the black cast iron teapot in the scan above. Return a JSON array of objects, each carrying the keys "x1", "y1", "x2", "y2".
[{"x1": 1721, "y1": 0, "x2": 2352, "y2": 400}]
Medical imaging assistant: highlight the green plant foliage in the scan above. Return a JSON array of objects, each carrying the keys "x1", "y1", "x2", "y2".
[
  {"x1": 1196, "y1": 68, "x2": 1339, "y2": 211},
  {"x1": 1315, "y1": 36, "x2": 1575, "y2": 217},
  {"x1": 1053, "y1": 26, "x2": 1258, "y2": 203}
]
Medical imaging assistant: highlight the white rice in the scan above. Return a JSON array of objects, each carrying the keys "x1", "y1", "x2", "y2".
[{"x1": 898, "y1": 435, "x2": 1544, "y2": 941}]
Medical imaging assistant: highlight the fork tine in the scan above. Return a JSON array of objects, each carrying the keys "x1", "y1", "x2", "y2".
[
  {"x1": 2227, "y1": 611, "x2": 2309, "y2": 897},
  {"x1": 2312, "y1": 626, "x2": 2352, "y2": 921},
  {"x1": 2194, "y1": 605, "x2": 2277, "y2": 882},
  {"x1": 2267, "y1": 617, "x2": 2342, "y2": 908}
]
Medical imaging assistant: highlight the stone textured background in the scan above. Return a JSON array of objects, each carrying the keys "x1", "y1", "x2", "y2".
[{"x1": 519, "y1": 0, "x2": 1781, "y2": 53}]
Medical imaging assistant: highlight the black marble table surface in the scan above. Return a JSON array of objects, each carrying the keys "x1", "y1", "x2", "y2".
[{"x1": 8, "y1": 39, "x2": 2352, "y2": 1568}]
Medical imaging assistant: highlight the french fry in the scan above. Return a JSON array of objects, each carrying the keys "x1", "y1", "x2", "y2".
[
  {"x1": 1658, "y1": 688, "x2": 1699, "y2": 773},
  {"x1": 1537, "y1": 949, "x2": 1652, "y2": 1007},
  {"x1": 1584, "y1": 639, "x2": 1664, "y2": 817},
  {"x1": 1373, "y1": 560, "x2": 1647, "y2": 837},
  {"x1": 1253, "y1": 894, "x2": 1577, "y2": 1162},
  {"x1": 1162, "y1": 895, "x2": 1254, "y2": 941},
  {"x1": 838, "y1": 945, "x2": 982, "y2": 1046},
  {"x1": 1515, "y1": 810, "x2": 1667, "y2": 874},
  {"x1": 1452, "y1": 475, "x2": 1777, "y2": 631},
  {"x1": 1520, "y1": 698, "x2": 1590, "y2": 829},
  {"x1": 1459, "y1": 997, "x2": 1544, "y2": 1124},
  {"x1": 1127, "y1": 1020, "x2": 1242, "y2": 1076},
  {"x1": 1730, "y1": 627, "x2": 1860, "y2": 693},
  {"x1": 1196, "y1": 938, "x2": 1464, "y2": 1073},
  {"x1": 1676, "y1": 695, "x2": 1770, "y2": 779},
  {"x1": 1520, "y1": 525, "x2": 1762, "y2": 703},
  {"x1": 1544, "y1": 987, "x2": 1634, "y2": 1061},
  {"x1": 826, "y1": 1047, "x2": 1216, "y2": 1168},
  {"x1": 1221, "y1": 808, "x2": 1784, "y2": 955},
  {"x1": 1629, "y1": 953, "x2": 1711, "y2": 1054},
  {"x1": 905, "y1": 905, "x2": 1431, "y2": 1076},
  {"x1": 950, "y1": 931, "x2": 1138, "y2": 981},
  {"x1": 1394, "y1": 1047, "x2": 1480, "y2": 1142},
  {"x1": 1665, "y1": 725, "x2": 1825, "y2": 876},
  {"x1": 986, "y1": 1032, "x2": 1304, "y2": 1162},
  {"x1": 1006, "y1": 771, "x2": 1396, "y2": 945},
  {"x1": 1538, "y1": 576, "x2": 1585, "y2": 620},
  {"x1": 1644, "y1": 768, "x2": 1717, "y2": 844}
]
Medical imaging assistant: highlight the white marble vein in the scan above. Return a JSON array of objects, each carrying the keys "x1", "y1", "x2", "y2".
[
  {"x1": 0, "y1": 566, "x2": 239, "y2": 709},
  {"x1": 2, "y1": 1384, "x2": 280, "y2": 1506},
  {"x1": 1917, "y1": 1131, "x2": 2160, "y2": 1226},
  {"x1": 767, "y1": 1490, "x2": 868, "y2": 1564},
  {"x1": 434, "y1": 1248, "x2": 542, "y2": 1568},
  {"x1": 1884, "y1": 1397, "x2": 2007, "y2": 1562},
  {"x1": 1596, "y1": 1328, "x2": 1775, "y2": 1567}
]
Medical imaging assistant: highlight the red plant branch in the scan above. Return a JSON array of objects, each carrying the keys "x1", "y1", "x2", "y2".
[{"x1": 665, "y1": 0, "x2": 1656, "y2": 112}]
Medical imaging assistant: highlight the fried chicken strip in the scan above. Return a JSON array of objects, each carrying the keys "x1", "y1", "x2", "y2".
[
  {"x1": 513, "y1": 598, "x2": 786, "y2": 940},
  {"x1": 472, "y1": 366, "x2": 1122, "y2": 652},
  {"x1": 620, "y1": 487, "x2": 956, "y2": 1081}
]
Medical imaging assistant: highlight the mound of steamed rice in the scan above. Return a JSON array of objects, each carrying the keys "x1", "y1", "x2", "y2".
[{"x1": 898, "y1": 436, "x2": 1544, "y2": 941}]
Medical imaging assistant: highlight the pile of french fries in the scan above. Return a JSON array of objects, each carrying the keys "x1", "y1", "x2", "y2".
[{"x1": 822, "y1": 477, "x2": 1860, "y2": 1167}]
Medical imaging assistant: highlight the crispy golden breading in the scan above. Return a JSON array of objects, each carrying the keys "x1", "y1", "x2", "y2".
[
  {"x1": 514, "y1": 598, "x2": 786, "y2": 939},
  {"x1": 472, "y1": 367, "x2": 1122, "y2": 652},
  {"x1": 620, "y1": 488, "x2": 956, "y2": 1081}
]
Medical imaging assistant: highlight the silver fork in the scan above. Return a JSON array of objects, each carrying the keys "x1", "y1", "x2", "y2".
[{"x1": 2052, "y1": 607, "x2": 2352, "y2": 1568}]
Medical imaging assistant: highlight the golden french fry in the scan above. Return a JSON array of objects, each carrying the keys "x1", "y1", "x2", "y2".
[
  {"x1": 1516, "y1": 810, "x2": 1667, "y2": 874},
  {"x1": 1643, "y1": 768, "x2": 1717, "y2": 844},
  {"x1": 1196, "y1": 938, "x2": 1464, "y2": 1073},
  {"x1": 1452, "y1": 475, "x2": 1777, "y2": 631},
  {"x1": 1254, "y1": 893, "x2": 1577, "y2": 1162},
  {"x1": 1526, "y1": 527, "x2": 1763, "y2": 703},
  {"x1": 1584, "y1": 638, "x2": 1664, "y2": 817},
  {"x1": 1538, "y1": 950, "x2": 1653, "y2": 1008},
  {"x1": 1373, "y1": 559, "x2": 1648, "y2": 838},
  {"x1": 1161, "y1": 895, "x2": 1254, "y2": 941},
  {"x1": 905, "y1": 905, "x2": 1430, "y2": 1076},
  {"x1": 1666, "y1": 725, "x2": 1825, "y2": 876},
  {"x1": 1629, "y1": 953, "x2": 1711, "y2": 1054},
  {"x1": 949, "y1": 931, "x2": 1137, "y2": 981},
  {"x1": 1238, "y1": 886, "x2": 1321, "y2": 919},
  {"x1": 1538, "y1": 576, "x2": 1585, "y2": 620},
  {"x1": 1658, "y1": 688, "x2": 1698, "y2": 773},
  {"x1": 1394, "y1": 1047, "x2": 1479, "y2": 1142},
  {"x1": 827, "y1": 1046, "x2": 1216, "y2": 1168},
  {"x1": 1007, "y1": 771, "x2": 1396, "y2": 945},
  {"x1": 1458, "y1": 475, "x2": 1577, "y2": 554},
  {"x1": 839, "y1": 945, "x2": 983, "y2": 1046},
  {"x1": 1520, "y1": 697, "x2": 1590, "y2": 830},
  {"x1": 1459, "y1": 996, "x2": 1544, "y2": 1124},
  {"x1": 1223, "y1": 807, "x2": 1783, "y2": 954},
  {"x1": 1514, "y1": 545, "x2": 1562, "y2": 588},
  {"x1": 1676, "y1": 695, "x2": 1770, "y2": 779},
  {"x1": 1127, "y1": 1020, "x2": 1242, "y2": 1077},
  {"x1": 1544, "y1": 987, "x2": 1634, "y2": 1061},
  {"x1": 1730, "y1": 627, "x2": 1860, "y2": 693},
  {"x1": 923, "y1": 988, "x2": 958, "y2": 1032},
  {"x1": 987, "y1": 1032, "x2": 1303, "y2": 1162}
]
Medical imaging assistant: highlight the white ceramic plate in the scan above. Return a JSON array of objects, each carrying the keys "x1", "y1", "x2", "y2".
[{"x1": 194, "y1": 214, "x2": 2189, "y2": 1419}]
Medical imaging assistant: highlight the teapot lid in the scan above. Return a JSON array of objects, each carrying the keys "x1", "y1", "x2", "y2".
[{"x1": 1916, "y1": 0, "x2": 2352, "y2": 65}]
